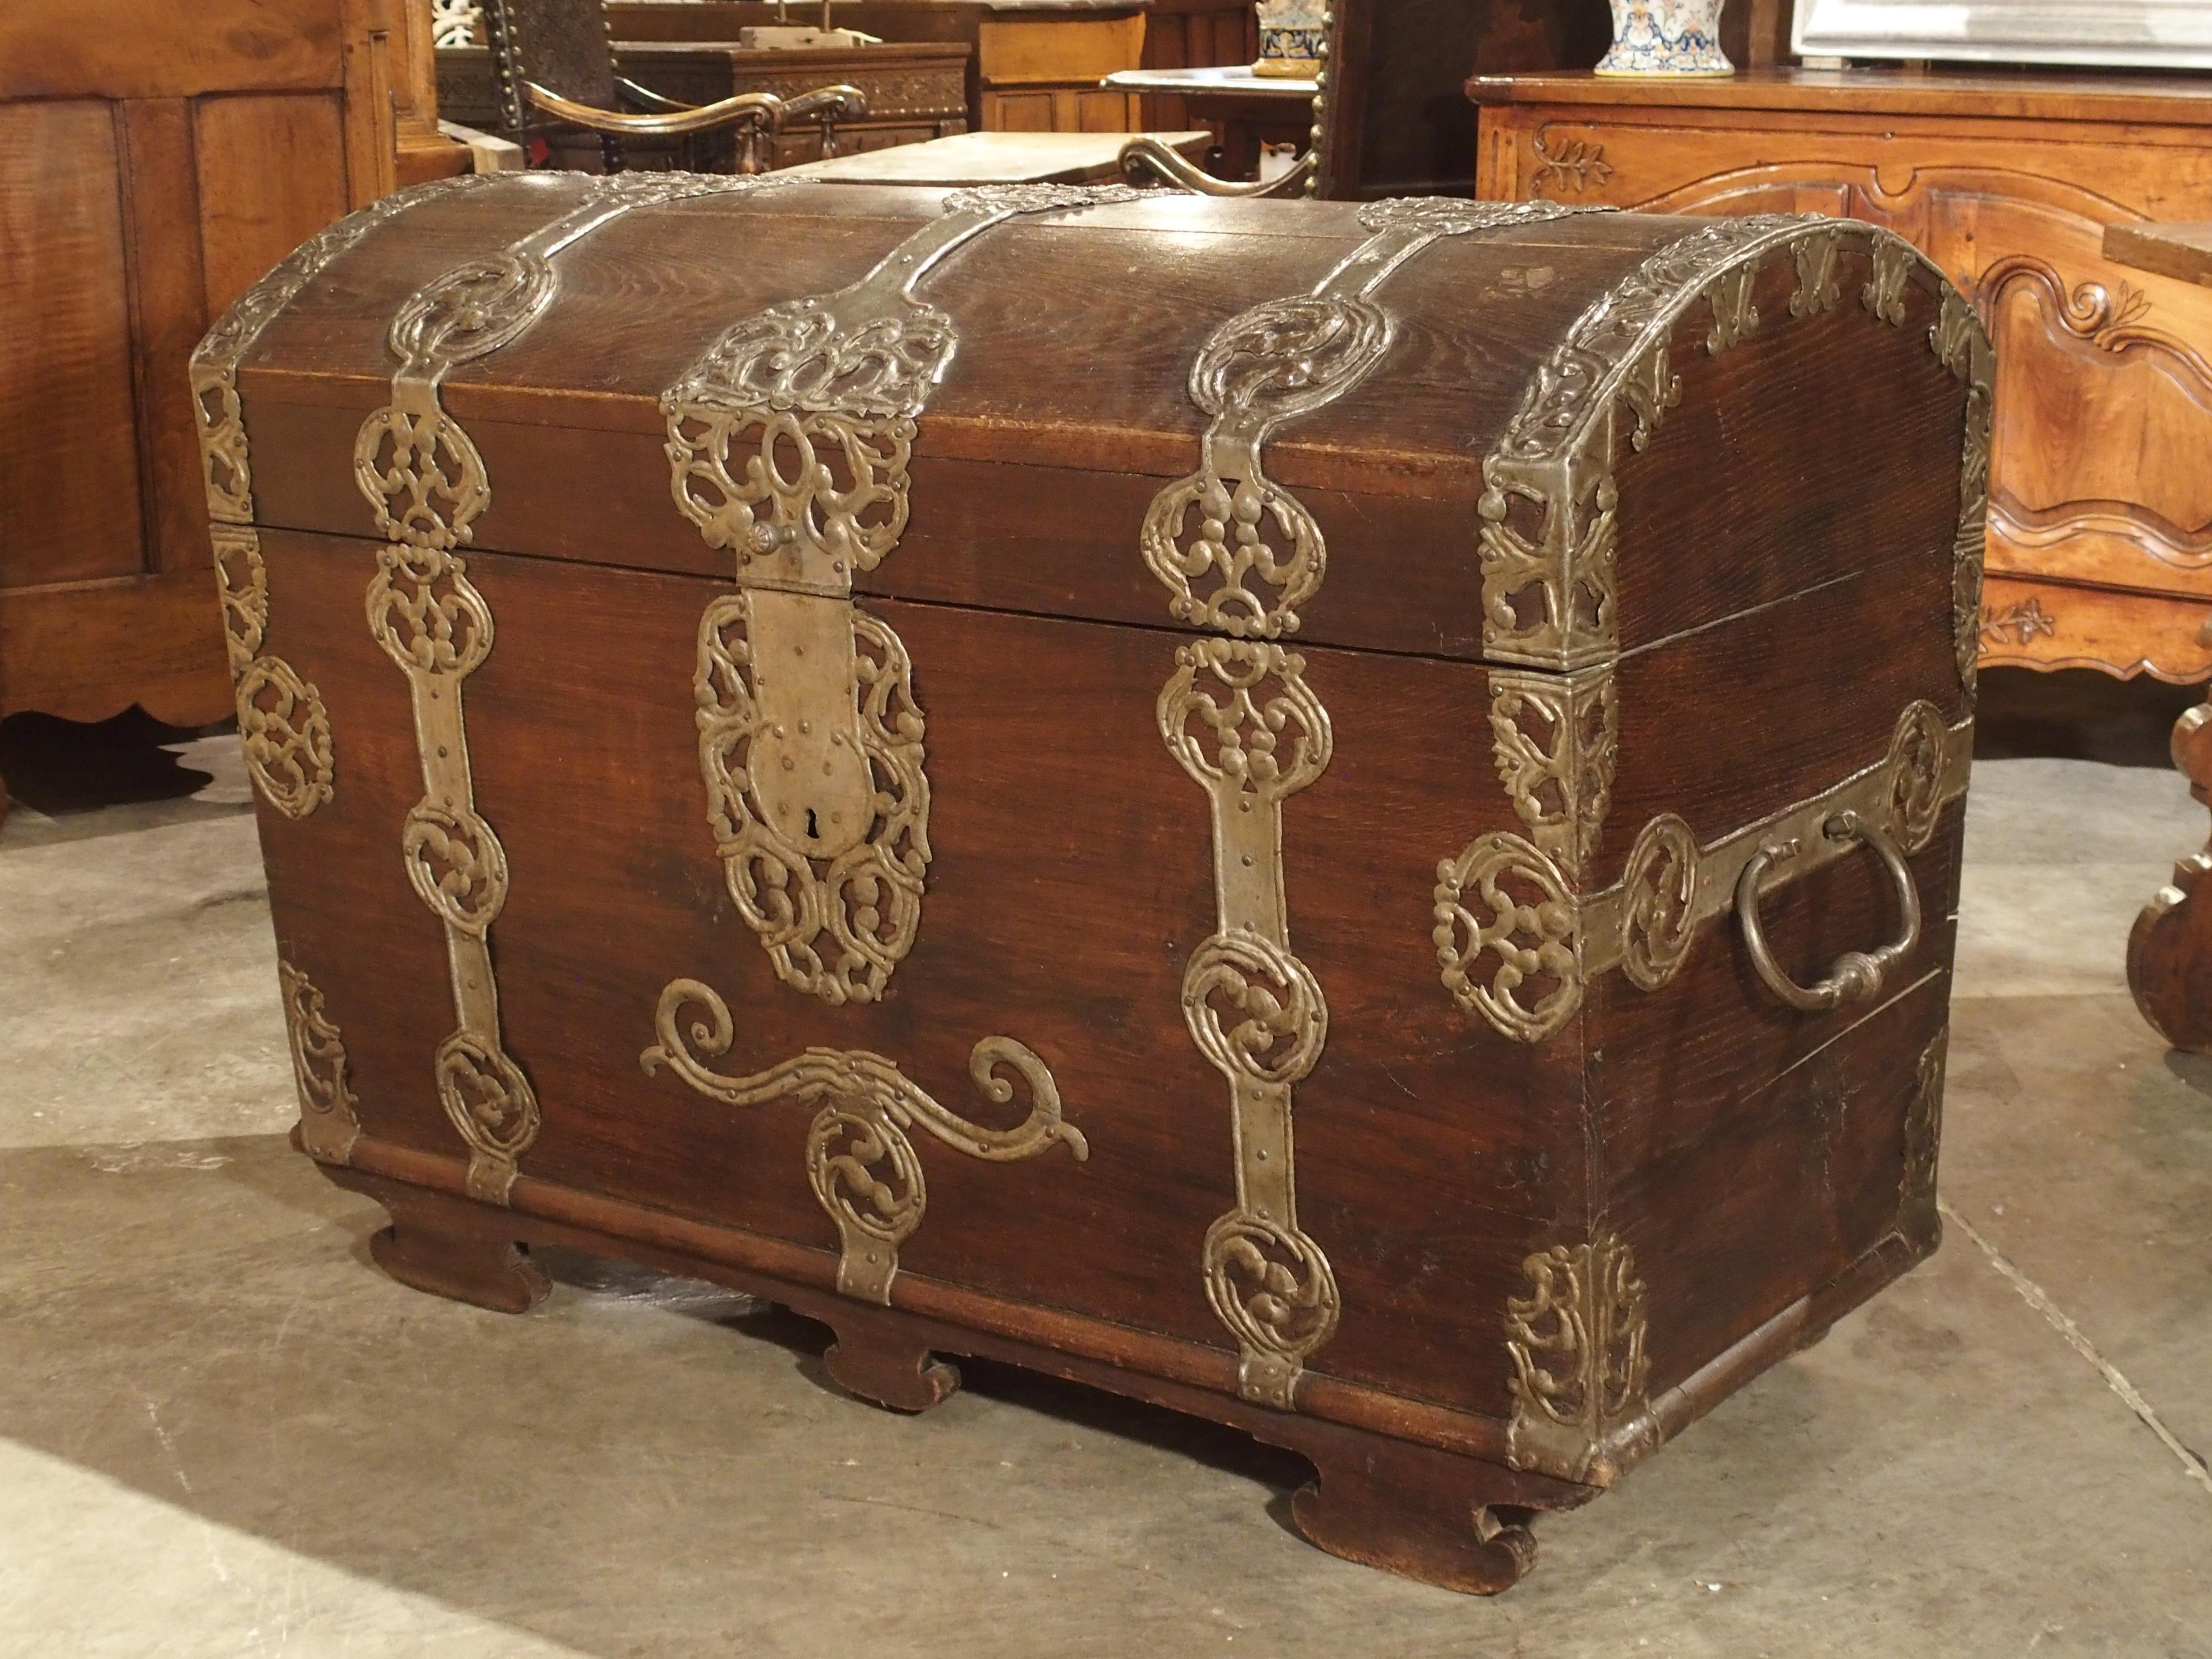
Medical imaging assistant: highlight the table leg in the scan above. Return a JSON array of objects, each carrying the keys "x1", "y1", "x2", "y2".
[{"x1": 2129, "y1": 696, "x2": 2212, "y2": 1049}]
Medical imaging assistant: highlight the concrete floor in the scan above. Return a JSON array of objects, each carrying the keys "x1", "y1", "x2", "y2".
[{"x1": 2, "y1": 716, "x2": 2208, "y2": 1657}]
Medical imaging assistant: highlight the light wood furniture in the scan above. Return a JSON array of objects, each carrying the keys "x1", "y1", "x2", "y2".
[
  {"x1": 0, "y1": 0, "x2": 405, "y2": 821},
  {"x1": 2114, "y1": 225, "x2": 2212, "y2": 1051},
  {"x1": 604, "y1": 1, "x2": 1152, "y2": 133},
  {"x1": 1469, "y1": 67, "x2": 2212, "y2": 685},
  {"x1": 784, "y1": 125, "x2": 1204, "y2": 181}
]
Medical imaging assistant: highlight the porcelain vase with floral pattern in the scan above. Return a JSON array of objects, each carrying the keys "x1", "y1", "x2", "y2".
[
  {"x1": 1595, "y1": 0, "x2": 1733, "y2": 76},
  {"x1": 1252, "y1": 0, "x2": 1326, "y2": 77}
]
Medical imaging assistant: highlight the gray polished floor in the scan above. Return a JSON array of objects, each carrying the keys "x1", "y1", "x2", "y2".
[{"x1": 1, "y1": 720, "x2": 2207, "y2": 1657}]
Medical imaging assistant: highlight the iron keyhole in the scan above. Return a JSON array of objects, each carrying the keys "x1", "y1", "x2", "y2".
[{"x1": 805, "y1": 807, "x2": 820, "y2": 841}]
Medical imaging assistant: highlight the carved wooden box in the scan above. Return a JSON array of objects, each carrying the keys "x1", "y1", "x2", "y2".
[{"x1": 200, "y1": 173, "x2": 1987, "y2": 1593}]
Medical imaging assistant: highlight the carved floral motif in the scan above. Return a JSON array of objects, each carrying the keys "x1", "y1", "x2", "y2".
[
  {"x1": 1980, "y1": 596, "x2": 2057, "y2": 647},
  {"x1": 1530, "y1": 132, "x2": 1612, "y2": 197}
]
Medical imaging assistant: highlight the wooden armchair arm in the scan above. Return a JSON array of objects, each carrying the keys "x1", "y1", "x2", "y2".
[
  {"x1": 1119, "y1": 135, "x2": 1314, "y2": 198},
  {"x1": 525, "y1": 80, "x2": 864, "y2": 138},
  {"x1": 780, "y1": 85, "x2": 868, "y2": 124},
  {"x1": 614, "y1": 76, "x2": 691, "y2": 115}
]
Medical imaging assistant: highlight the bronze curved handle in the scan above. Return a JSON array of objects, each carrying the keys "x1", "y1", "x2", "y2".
[
  {"x1": 1118, "y1": 135, "x2": 1316, "y2": 197},
  {"x1": 526, "y1": 81, "x2": 865, "y2": 139},
  {"x1": 1735, "y1": 809, "x2": 1920, "y2": 1013}
]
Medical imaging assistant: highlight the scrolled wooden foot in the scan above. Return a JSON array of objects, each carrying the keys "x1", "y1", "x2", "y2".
[
  {"x1": 1288, "y1": 1437, "x2": 1538, "y2": 1595},
  {"x1": 821, "y1": 1304, "x2": 961, "y2": 1414},
  {"x1": 2131, "y1": 699, "x2": 2212, "y2": 1051},
  {"x1": 366, "y1": 1184, "x2": 550, "y2": 1315}
]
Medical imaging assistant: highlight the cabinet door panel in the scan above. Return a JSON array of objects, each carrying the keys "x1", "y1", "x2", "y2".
[
  {"x1": 0, "y1": 99, "x2": 148, "y2": 591},
  {"x1": 193, "y1": 92, "x2": 349, "y2": 313}
]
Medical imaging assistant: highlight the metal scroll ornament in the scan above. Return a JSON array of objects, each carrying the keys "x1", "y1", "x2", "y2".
[
  {"x1": 1477, "y1": 215, "x2": 1976, "y2": 673},
  {"x1": 1437, "y1": 700, "x2": 1972, "y2": 1044},
  {"x1": 1931, "y1": 291, "x2": 1995, "y2": 696},
  {"x1": 647, "y1": 187, "x2": 1133, "y2": 1298},
  {"x1": 1901, "y1": 1027, "x2": 1947, "y2": 1246},
  {"x1": 666, "y1": 183, "x2": 1142, "y2": 1006},
  {"x1": 1147, "y1": 200, "x2": 1605, "y2": 1408},
  {"x1": 1490, "y1": 664, "x2": 1617, "y2": 881},
  {"x1": 355, "y1": 173, "x2": 784, "y2": 1201},
  {"x1": 1506, "y1": 1230, "x2": 1652, "y2": 1483},
  {"x1": 190, "y1": 178, "x2": 496, "y2": 818},
  {"x1": 280, "y1": 961, "x2": 361, "y2": 1165},
  {"x1": 215, "y1": 531, "x2": 333, "y2": 819},
  {"x1": 642, "y1": 979, "x2": 1088, "y2": 1302},
  {"x1": 1442, "y1": 222, "x2": 1993, "y2": 1043}
]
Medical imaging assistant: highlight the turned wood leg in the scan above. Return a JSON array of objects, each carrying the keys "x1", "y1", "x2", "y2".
[
  {"x1": 364, "y1": 1182, "x2": 551, "y2": 1315},
  {"x1": 1287, "y1": 1435, "x2": 1539, "y2": 1595},
  {"x1": 820, "y1": 1302, "x2": 961, "y2": 1414},
  {"x1": 2131, "y1": 698, "x2": 2212, "y2": 1050}
]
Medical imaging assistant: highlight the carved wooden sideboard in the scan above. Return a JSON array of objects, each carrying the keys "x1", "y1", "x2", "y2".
[
  {"x1": 1470, "y1": 69, "x2": 2212, "y2": 683},
  {"x1": 0, "y1": 0, "x2": 404, "y2": 818}
]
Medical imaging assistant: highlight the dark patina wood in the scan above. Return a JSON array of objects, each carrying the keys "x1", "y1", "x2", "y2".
[{"x1": 216, "y1": 176, "x2": 1985, "y2": 1593}]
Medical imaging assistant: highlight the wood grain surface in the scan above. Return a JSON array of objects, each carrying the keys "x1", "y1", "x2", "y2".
[{"x1": 236, "y1": 181, "x2": 1975, "y2": 1583}]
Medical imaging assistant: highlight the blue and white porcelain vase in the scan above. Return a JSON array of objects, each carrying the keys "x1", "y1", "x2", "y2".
[
  {"x1": 1252, "y1": 0, "x2": 1326, "y2": 77},
  {"x1": 1595, "y1": 0, "x2": 1733, "y2": 76}
]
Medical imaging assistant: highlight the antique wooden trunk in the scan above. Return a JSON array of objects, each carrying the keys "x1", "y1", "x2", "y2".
[{"x1": 198, "y1": 172, "x2": 1989, "y2": 1593}]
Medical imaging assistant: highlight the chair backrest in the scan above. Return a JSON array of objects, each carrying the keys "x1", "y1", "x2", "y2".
[
  {"x1": 1316, "y1": 0, "x2": 1487, "y2": 198},
  {"x1": 481, "y1": 0, "x2": 622, "y2": 134}
]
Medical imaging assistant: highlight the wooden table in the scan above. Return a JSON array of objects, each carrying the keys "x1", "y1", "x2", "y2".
[
  {"x1": 783, "y1": 127, "x2": 1206, "y2": 183},
  {"x1": 1101, "y1": 66, "x2": 1313, "y2": 180},
  {"x1": 2112, "y1": 223, "x2": 2212, "y2": 1052}
]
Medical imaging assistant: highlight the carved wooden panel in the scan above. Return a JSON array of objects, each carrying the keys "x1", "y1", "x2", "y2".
[{"x1": 1473, "y1": 84, "x2": 2212, "y2": 681}]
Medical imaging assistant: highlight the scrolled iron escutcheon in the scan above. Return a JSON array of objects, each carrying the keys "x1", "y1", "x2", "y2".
[{"x1": 1735, "y1": 809, "x2": 1922, "y2": 1013}]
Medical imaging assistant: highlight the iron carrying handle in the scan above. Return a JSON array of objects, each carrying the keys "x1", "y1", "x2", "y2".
[{"x1": 1735, "y1": 809, "x2": 1920, "y2": 1013}]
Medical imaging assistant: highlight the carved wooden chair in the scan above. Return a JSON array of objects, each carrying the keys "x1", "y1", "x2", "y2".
[{"x1": 480, "y1": 0, "x2": 865, "y2": 174}]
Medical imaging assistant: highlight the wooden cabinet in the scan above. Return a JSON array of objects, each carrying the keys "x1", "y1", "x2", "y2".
[
  {"x1": 0, "y1": 0, "x2": 404, "y2": 816},
  {"x1": 1472, "y1": 69, "x2": 2212, "y2": 683},
  {"x1": 974, "y1": 8, "x2": 1144, "y2": 130}
]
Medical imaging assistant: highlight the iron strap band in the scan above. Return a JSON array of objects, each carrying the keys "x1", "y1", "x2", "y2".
[
  {"x1": 355, "y1": 173, "x2": 788, "y2": 1202},
  {"x1": 1150, "y1": 200, "x2": 1611, "y2": 1410}
]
